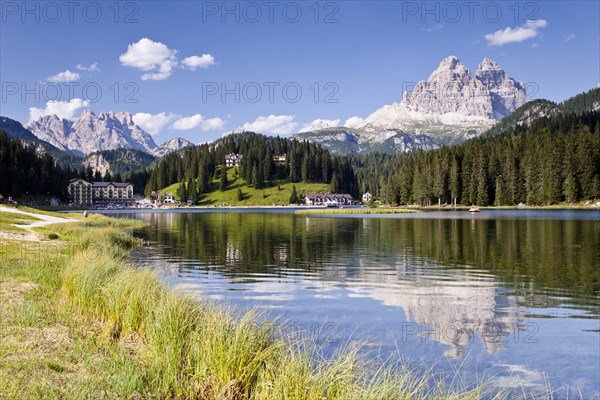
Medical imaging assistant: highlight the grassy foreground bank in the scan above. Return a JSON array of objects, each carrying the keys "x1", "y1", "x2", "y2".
[{"x1": 1, "y1": 213, "x2": 510, "y2": 399}]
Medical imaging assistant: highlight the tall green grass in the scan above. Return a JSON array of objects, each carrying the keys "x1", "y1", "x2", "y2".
[
  {"x1": 1, "y1": 214, "x2": 523, "y2": 399},
  {"x1": 52, "y1": 219, "x2": 510, "y2": 399}
]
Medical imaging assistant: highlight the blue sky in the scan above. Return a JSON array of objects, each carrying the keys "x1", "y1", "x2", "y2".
[{"x1": 1, "y1": 1, "x2": 598, "y2": 144}]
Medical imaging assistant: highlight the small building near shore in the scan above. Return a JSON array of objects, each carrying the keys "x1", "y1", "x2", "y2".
[
  {"x1": 304, "y1": 193, "x2": 353, "y2": 206},
  {"x1": 148, "y1": 192, "x2": 176, "y2": 204},
  {"x1": 362, "y1": 192, "x2": 372, "y2": 203}
]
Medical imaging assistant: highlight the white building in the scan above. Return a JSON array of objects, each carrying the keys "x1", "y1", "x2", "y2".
[
  {"x1": 362, "y1": 192, "x2": 372, "y2": 203},
  {"x1": 225, "y1": 153, "x2": 243, "y2": 167},
  {"x1": 304, "y1": 193, "x2": 353, "y2": 206},
  {"x1": 68, "y1": 178, "x2": 134, "y2": 206}
]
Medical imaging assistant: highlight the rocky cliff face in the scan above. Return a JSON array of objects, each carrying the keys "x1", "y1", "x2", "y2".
[
  {"x1": 475, "y1": 58, "x2": 528, "y2": 119},
  {"x1": 81, "y1": 148, "x2": 157, "y2": 177},
  {"x1": 151, "y1": 137, "x2": 194, "y2": 157},
  {"x1": 82, "y1": 153, "x2": 112, "y2": 176},
  {"x1": 28, "y1": 110, "x2": 157, "y2": 156},
  {"x1": 294, "y1": 128, "x2": 439, "y2": 154},
  {"x1": 402, "y1": 56, "x2": 494, "y2": 118},
  {"x1": 296, "y1": 56, "x2": 528, "y2": 153},
  {"x1": 359, "y1": 56, "x2": 527, "y2": 142}
]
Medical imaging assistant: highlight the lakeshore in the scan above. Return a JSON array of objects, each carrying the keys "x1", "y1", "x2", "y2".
[{"x1": 0, "y1": 206, "x2": 518, "y2": 399}]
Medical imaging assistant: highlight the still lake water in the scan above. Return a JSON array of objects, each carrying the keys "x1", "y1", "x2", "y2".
[{"x1": 106, "y1": 209, "x2": 600, "y2": 398}]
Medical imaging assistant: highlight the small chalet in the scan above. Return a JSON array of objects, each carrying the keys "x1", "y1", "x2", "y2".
[
  {"x1": 304, "y1": 193, "x2": 353, "y2": 206},
  {"x1": 148, "y1": 193, "x2": 176, "y2": 204},
  {"x1": 362, "y1": 192, "x2": 372, "y2": 203},
  {"x1": 225, "y1": 153, "x2": 243, "y2": 167},
  {"x1": 272, "y1": 154, "x2": 286, "y2": 165}
]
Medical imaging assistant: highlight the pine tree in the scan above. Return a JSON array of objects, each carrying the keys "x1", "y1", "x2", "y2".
[
  {"x1": 330, "y1": 172, "x2": 341, "y2": 194},
  {"x1": 236, "y1": 187, "x2": 243, "y2": 201},
  {"x1": 450, "y1": 158, "x2": 460, "y2": 206},
  {"x1": 563, "y1": 173, "x2": 578, "y2": 203},
  {"x1": 177, "y1": 182, "x2": 188, "y2": 202},
  {"x1": 197, "y1": 161, "x2": 208, "y2": 194},
  {"x1": 301, "y1": 156, "x2": 309, "y2": 182},
  {"x1": 494, "y1": 176, "x2": 506, "y2": 206},
  {"x1": 220, "y1": 166, "x2": 228, "y2": 191},
  {"x1": 188, "y1": 177, "x2": 198, "y2": 204},
  {"x1": 289, "y1": 184, "x2": 298, "y2": 204}
]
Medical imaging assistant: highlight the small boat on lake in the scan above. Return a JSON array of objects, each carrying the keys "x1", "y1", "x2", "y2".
[{"x1": 469, "y1": 207, "x2": 480, "y2": 213}]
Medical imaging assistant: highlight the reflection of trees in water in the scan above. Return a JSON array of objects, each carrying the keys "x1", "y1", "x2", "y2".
[
  {"x1": 135, "y1": 213, "x2": 599, "y2": 356},
  {"x1": 137, "y1": 213, "x2": 600, "y2": 304},
  {"x1": 138, "y1": 213, "x2": 363, "y2": 276}
]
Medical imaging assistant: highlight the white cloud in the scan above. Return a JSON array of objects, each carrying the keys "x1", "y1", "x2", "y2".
[
  {"x1": 530, "y1": 43, "x2": 540, "y2": 48},
  {"x1": 132, "y1": 112, "x2": 177, "y2": 135},
  {"x1": 172, "y1": 114, "x2": 203, "y2": 130},
  {"x1": 344, "y1": 116, "x2": 364, "y2": 128},
  {"x1": 200, "y1": 117, "x2": 225, "y2": 131},
  {"x1": 120, "y1": 38, "x2": 178, "y2": 80},
  {"x1": 28, "y1": 98, "x2": 89, "y2": 123},
  {"x1": 182, "y1": 54, "x2": 216, "y2": 70},
  {"x1": 47, "y1": 69, "x2": 80, "y2": 83},
  {"x1": 564, "y1": 33, "x2": 575, "y2": 42},
  {"x1": 120, "y1": 38, "x2": 216, "y2": 80},
  {"x1": 299, "y1": 118, "x2": 341, "y2": 132},
  {"x1": 171, "y1": 114, "x2": 225, "y2": 131},
  {"x1": 241, "y1": 115, "x2": 297, "y2": 135},
  {"x1": 76, "y1": 62, "x2": 100, "y2": 71},
  {"x1": 484, "y1": 19, "x2": 548, "y2": 46}
]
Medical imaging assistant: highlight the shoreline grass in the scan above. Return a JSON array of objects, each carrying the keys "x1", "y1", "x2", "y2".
[{"x1": 1, "y1": 211, "x2": 525, "y2": 399}]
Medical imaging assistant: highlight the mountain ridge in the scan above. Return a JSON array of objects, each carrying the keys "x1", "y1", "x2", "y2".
[
  {"x1": 295, "y1": 56, "x2": 528, "y2": 154},
  {"x1": 28, "y1": 110, "x2": 158, "y2": 156}
]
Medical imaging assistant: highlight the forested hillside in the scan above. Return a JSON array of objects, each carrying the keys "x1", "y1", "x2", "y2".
[
  {"x1": 145, "y1": 132, "x2": 358, "y2": 200},
  {"x1": 0, "y1": 132, "x2": 73, "y2": 199},
  {"x1": 354, "y1": 111, "x2": 600, "y2": 206},
  {"x1": 0, "y1": 117, "x2": 82, "y2": 167}
]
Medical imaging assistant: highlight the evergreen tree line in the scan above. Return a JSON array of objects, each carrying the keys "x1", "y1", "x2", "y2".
[
  {"x1": 0, "y1": 131, "x2": 72, "y2": 198},
  {"x1": 144, "y1": 132, "x2": 358, "y2": 201},
  {"x1": 0, "y1": 131, "x2": 151, "y2": 200},
  {"x1": 76, "y1": 164, "x2": 150, "y2": 194},
  {"x1": 352, "y1": 111, "x2": 600, "y2": 206}
]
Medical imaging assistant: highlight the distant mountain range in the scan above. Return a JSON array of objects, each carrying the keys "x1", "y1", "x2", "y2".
[
  {"x1": 28, "y1": 110, "x2": 174, "y2": 156},
  {"x1": 295, "y1": 56, "x2": 528, "y2": 154},
  {"x1": 0, "y1": 116, "x2": 81, "y2": 166},
  {"x1": 2, "y1": 56, "x2": 599, "y2": 173},
  {"x1": 0, "y1": 110, "x2": 196, "y2": 176},
  {"x1": 151, "y1": 137, "x2": 195, "y2": 157},
  {"x1": 0, "y1": 113, "x2": 193, "y2": 176}
]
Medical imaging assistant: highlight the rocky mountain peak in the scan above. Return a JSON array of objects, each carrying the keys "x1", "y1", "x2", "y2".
[
  {"x1": 115, "y1": 111, "x2": 134, "y2": 125},
  {"x1": 437, "y1": 55, "x2": 460, "y2": 69},
  {"x1": 362, "y1": 56, "x2": 527, "y2": 130},
  {"x1": 475, "y1": 60, "x2": 527, "y2": 119},
  {"x1": 477, "y1": 58, "x2": 502, "y2": 71},
  {"x1": 80, "y1": 109, "x2": 96, "y2": 119},
  {"x1": 427, "y1": 55, "x2": 472, "y2": 85},
  {"x1": 150, "y1": 137, "x2": 194, "y2": 157},
  {"x1": 28, "y1": 110, "x2": 157, "y2": 156}
]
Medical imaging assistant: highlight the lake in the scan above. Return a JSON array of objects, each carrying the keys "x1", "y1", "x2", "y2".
[{"x1": 104, "y1": 209, "x2": 600, "y2": 398}]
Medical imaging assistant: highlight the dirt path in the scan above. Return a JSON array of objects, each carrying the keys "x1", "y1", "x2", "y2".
[{"x1": 0, "y1": 206, "x2": 78, "y2": 241}]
